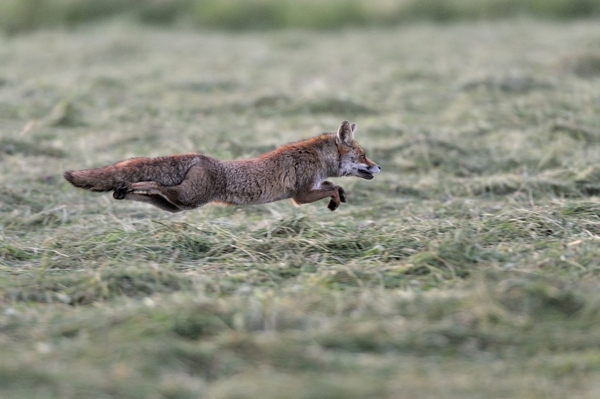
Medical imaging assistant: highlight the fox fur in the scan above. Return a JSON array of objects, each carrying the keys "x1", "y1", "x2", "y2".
[{"x1": 64, "y1": 120, "x2": 381, "y2": 213}]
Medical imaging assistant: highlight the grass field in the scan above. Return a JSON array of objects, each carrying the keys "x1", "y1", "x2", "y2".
[{"x1": 2, "y1": 18, "x2": 600, "y2": 398}]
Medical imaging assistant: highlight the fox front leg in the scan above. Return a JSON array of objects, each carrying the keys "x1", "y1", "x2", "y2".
[
  {"x1": 321, "y1": 181, "x2": 347, "y2": 211},
  {"x1": 292, "y1": 181, "x2": 347, "y2": 211}
]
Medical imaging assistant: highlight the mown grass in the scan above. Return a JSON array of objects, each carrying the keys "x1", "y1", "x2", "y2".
[{"x1": 1, "y1": 18, "x2": 600, "y2": 398}]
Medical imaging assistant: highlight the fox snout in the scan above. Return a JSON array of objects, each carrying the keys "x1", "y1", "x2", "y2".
[{"x1": 357, "y1": 162, "x2": 381, "y2": 180}]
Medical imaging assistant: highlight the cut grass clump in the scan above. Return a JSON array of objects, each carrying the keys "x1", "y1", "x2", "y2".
[
  {"x1": 404, "y1": 229, "x2": 501, "y2": 280},
  {"x1": 0, "y1": 243, "x2": 35, "y2": 262},
  {"x1": 560, "y1": 201, "x2": 600, "y2": 218},
  {"x1": 551, "y1": 120, "x2": 600, "y2": 143},
  {"x1": 496, "y1": 279, "x2": 585, "y2": 317},
  {"x1": 415, "y1": 167, "x2": 600, "y2": 199},
  {"x1": 387, "y1": 137, "x2": 486, "y2": 174},
  {"x1": 480, "y1": 209, "x2": 568, "y2": 243},
  {"x1": 169, "y1": 307, "x2": 232, "y2": 339},
  {"x1": 257, "y1": 215, "x2": 312, "y2": 238},
  {"x1": 5, "y1": 266, "x2": 192, "y2": 304}
]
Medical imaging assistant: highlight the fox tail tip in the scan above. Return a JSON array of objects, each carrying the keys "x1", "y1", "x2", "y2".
[
  {"x1": 63, "y1": 169, "x2": 107, "y2": 191},
  {"x1": 63, "y1": 170, "x2": 75, "y2": 184}
]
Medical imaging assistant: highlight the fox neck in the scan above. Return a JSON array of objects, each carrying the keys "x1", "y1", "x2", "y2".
[
  {"x1": 322, "y1": 134, "x2": 345, "y2": 179},
  {"x1": 333, "y1": 135, "x2": 353, "y2": 178},
  {"x1": 295, "y1": 133, "x2": 343, "y2": 180}
]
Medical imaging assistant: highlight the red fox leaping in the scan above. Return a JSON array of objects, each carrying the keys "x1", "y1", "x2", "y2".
[{"x1": 64, "y1": 120, "x2": 381, "y2": 212}]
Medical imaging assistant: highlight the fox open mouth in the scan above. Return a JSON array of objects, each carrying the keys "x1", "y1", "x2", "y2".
[{"x1": 358, "y1": 169, "x2": 375, "y2": 180}]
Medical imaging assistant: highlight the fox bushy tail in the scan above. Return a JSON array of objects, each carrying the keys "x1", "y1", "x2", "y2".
[{"x1": 64, "y1": 154, "x2": 200, "y2": 192}]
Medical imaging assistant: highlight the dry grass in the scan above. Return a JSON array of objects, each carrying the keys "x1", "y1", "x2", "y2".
[{"x1": 1, "y1": 19, "x2": 600, "y2": 398}]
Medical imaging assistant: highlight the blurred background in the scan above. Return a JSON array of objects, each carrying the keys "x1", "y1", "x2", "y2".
[{"x1": 2, "y1": 0, "x2": 600, "y2": 34}]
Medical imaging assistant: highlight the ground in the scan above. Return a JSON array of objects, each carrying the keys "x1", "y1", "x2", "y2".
[{"x1": 1, "y1": 19, "x2": 600, "y2": 398}]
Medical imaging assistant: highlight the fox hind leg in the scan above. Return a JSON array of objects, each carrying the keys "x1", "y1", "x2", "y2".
[
  {"x1": 115, "y1": 166, "x2": 212, "y2": 212},
  {"x1": 112, "y1": 182, "x2": 182, "y2": 212},
  {"x1": 125, "y1": 192, "x2": 183, "y2": 213}
]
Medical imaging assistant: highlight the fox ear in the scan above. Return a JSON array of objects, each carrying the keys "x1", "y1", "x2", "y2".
[{"x1": 337, "y1": 120, "x2": 355, "y2": 145}]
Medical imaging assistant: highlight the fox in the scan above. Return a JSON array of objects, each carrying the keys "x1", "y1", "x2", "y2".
[{"x1": 63, "y1": 120, "x2": 381, "y2": 213}]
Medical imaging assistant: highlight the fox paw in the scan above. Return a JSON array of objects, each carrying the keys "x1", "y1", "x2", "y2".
[
  {"x1": 327, "y1": 199, "x2": 339, "y2": 211},
  {"x1": 325, "y1": 185, "x2": 346, "y2": 211},
  {"x1": 338, "y1": 186, "x2": 347, "y2": 203},
  {"x1": 113, "y1": 188, "x2": 127, "y2": 200}
]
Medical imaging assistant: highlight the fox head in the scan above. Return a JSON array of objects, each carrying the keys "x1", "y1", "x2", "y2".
[{"x1": 336, "y1": 121, "x2": 381, "y2": 180}]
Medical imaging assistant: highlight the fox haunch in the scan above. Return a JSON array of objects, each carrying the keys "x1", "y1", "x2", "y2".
[{"x1": 64, "y1": 121, "x2": 381, "y2": 213}]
